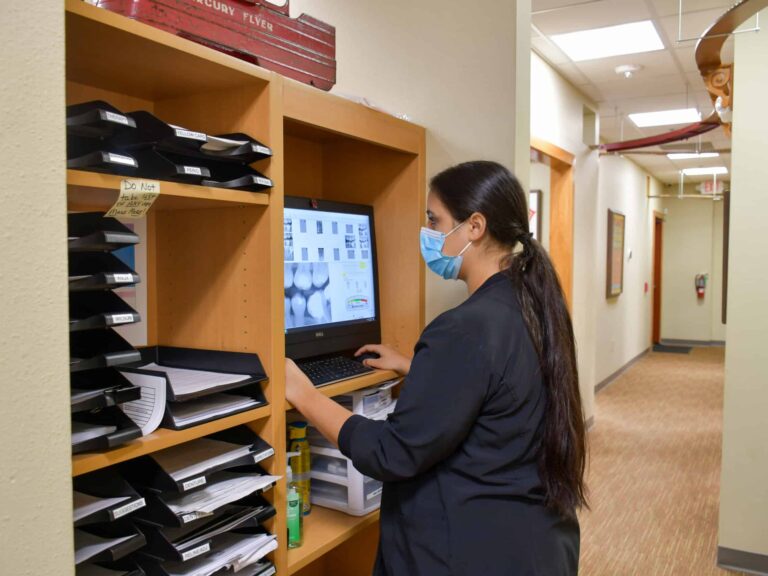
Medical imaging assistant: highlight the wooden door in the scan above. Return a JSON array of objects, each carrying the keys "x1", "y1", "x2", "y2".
[{"x1": 653, "y1": 216, "x2": 664, "y2": 344}]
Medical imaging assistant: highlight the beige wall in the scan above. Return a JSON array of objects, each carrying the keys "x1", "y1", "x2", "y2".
[
  {"x1": 595, "y1": 156, "x2": 661, "y2": 384},
  {"x1": 291, "y1": 0, "x2": 531, "y2": 323},
  {"x1": 718, "y1": 9, "x2": 768, "y2": 559},
  {"x1": 0, "y1": 2, "x2": 72, "y2": 574},
  {"x1": 659, "y1": 193, "x2": 726, "y2": 343},
  {"x1": 530, "y1": 52, "x2": 599, "y2": 420}
]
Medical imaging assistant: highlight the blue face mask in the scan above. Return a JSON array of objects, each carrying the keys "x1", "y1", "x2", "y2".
[{"x1": 420, "y1": 222, "x2": 472, "y2": 280}]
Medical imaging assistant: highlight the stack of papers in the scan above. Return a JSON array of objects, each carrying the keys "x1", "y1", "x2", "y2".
[
  {"x1": 140, "y1": 363, "x2": 249, "y2": 398},
  {"x1": 164, "y1": 472, "x2": 280, "y2": 518},
  {"x1": 121, "y1": 371, "x2": 167, "y2": 436},
  {"x1": 74, "y1": 530, "x2": 136, "y2": 565},
  {"x1": 72, "y1": 422, "x2": 117, "y2": 445},
  {"x1": 73, "y1": 491, "x2": 130, "y2": 523},
  {"x1": 162, "y1": 532, "x2": 277, "y2": 576},
  {"x1": 151, "y1": 438, "x2": 254, "y2": 482},
  {"x1": 168, "y1": 394, "x2": 259, "y2": 427}
]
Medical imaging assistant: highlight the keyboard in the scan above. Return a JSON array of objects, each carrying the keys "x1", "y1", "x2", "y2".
[{"x1": 297, "y1": 356, "x2": 374, "y2": 388}]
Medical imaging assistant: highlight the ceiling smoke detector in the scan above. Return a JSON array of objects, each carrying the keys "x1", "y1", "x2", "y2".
[{"x1": 615, "y1": 64, "x2": 643, "y2": 79}]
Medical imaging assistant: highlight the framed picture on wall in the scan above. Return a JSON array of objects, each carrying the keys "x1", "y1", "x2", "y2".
[
  {"x1": 606, "y1": 209, "x2": 625, "y2": 298},
  {"x1": 529, "y1": 189, "x2": 543, "y2": 242}
]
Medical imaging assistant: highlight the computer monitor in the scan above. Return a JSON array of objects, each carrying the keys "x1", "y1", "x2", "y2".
[{"x1": 284, "y1": 196, "x2": 381, "y2": 360}]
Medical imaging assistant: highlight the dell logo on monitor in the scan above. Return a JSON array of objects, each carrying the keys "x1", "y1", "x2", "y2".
[{"x1": 315, "y1": 331, "x2": 325, "y2": 338}]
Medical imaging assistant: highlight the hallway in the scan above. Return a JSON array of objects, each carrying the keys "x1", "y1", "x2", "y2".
[{"x1": 579, "y1": 348, "x2": 736, "y2": 575}]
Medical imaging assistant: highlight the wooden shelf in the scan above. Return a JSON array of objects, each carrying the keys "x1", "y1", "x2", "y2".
[
  {"x1": 285, "y1": 370, "x2": 400, "y2": 411},
  {"x1": 72, "y1": 404, "x2": 271, "y2": 477},
  {"x1": 65, "y1": 0, "x2": 272, "y2": 100},
  {"x1": 287, "y1": 506, "x2": 380, "y2": 574},
  {"x1": 67, "y1": 170, "x2": 269, "y2": 211}
]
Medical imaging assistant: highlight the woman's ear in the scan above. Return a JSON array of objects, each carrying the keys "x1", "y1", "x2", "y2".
[{"x1": 467, "y1": 211, "x2": 487, "y2": 241}]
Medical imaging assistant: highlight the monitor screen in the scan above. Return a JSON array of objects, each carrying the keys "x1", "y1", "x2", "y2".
[{"x1": 284, "y1": 203, "x2": 377, "y2": 334}]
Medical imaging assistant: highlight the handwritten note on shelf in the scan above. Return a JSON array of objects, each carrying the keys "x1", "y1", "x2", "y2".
[{"x1": 105, "y1": 179, "x2": 160, "y2": 219}]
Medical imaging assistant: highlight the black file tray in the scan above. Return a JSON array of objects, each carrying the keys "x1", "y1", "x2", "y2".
[
  {"x1": 75, "y1": 522, "x2": 146, "y2": 565},
  {"x1": 137, "y1": 495, "x2": 275, "y2": 562},
  {"x1": 122, "y1": 346, "x2": 268, "y2": 402},
  {"x1": 71, "y1": 329, "x2": 141, "y2": 373},
  {"x1": 67, "y1": 100, "x2": 137, "y2": 138},
  {"x1": 118, "y1": 428, "x2": 274, "y2": 494},
  {"x1": 71, "y1": 369, "x2": 142, "y2": 413},
  {"x1": 68, "y1": 212, "x2": 140, "y2": 253},
  {"x1": 109, "y1": 111, "x2": 208, "y2": 152},
  {"x1": 76, "y1": 559, "x2": 146, "y2": 576},
  {"x1": 70, "y1": 291, "x2": 140, "y2": 332},
  {"x1": 68, "y1": 135, "x2": 139, "y2": 175},
  {"x1": 135, "y1": 470, "x2": 275, "y2": 528},
  {"x1": 69, "y1": 252, "x2": 140, "y2": 292},
  {"x1": 163, "y1": 381, "x2": 267, "y2": 431},
  {"x1": 74, "y1": 468, "x2": 147, "y2": 527},
  {"x1": 162, "y1": 132, "x2": 272, "y2": 164},
  {"x1": 72, "y1": 406, "x2": 142, "y2": 454},
  {"x1": 138, "y1": 526, "x2": 273, "y2": 576},
  {"x1": 131, "y1": 148, "x2": 211, "y2": 184},
  {"x1": 200, "y1": 160, "x2": 273, "y2": 192}
]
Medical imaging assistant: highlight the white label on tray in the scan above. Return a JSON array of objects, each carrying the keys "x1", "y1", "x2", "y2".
[
  {"x1": 105, "y1": 111, "x2": 130, "y2": 125},
  {"x1": 253, "y1": 448, "x2": 275, "y2": 464},
  {"x1": 110, "y1": 497, "x2": 146, "y2": 520},
  {"x1": 181, "y1": 543, "x2": 211, "y2": 561},
  {"x1": 253, "y1": 145, "x2": 272, "y2": 155},
  {"x1": 366, "y1": 486, "x2": 383, "y2": 501},
  {"x1": 107, "y1": 153, "x2": 136, "y2": 166},
  {"x1": 174, "y1": 128, "x2": 207, "y2": 141},
  {"x1": 255, "y1": 177, "x2": 272, "y2": 187},
  {"x1": 110, "y1": 313, "x2": 135, "y2": 325},
  {"x1": 182, "y1": 476, "x2": 207, "y2": 491},
  {"x1": 183, "y1": 166, "x2": 203, "y2": 176},
  {"x1": 112, "y1": 273, "x2": 134, "y2": 283}
]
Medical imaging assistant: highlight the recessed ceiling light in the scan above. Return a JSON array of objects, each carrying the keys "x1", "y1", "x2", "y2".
[
  {"x1": 550, "y1": 20, "x2": 664, "y2": 62},
  {"x1": 681, "y1": 167, "x2": 728, "y2": 176},
  {"x1": 667, "y1": 152, "x2": 720, "y2": 160},
  {"x1": 629, "y1": 108, "x2": 701, "y2": 127}
]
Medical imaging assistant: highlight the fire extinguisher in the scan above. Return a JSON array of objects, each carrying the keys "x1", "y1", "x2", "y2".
[{"x1": 695, "y1": 274, "x2": 708, "y2": 299}]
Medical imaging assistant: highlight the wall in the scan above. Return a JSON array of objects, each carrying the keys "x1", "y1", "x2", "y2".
[
  {"x1": 659, "y1": 190, "x2": 726, "y2": 343},
  {"x1": 290, "y1": 0, "x2": 531, "y2": 323},
  {"x1": 530, "y1": 51, "x2": 599, "y2": 420},
  {"x1": 718, "y1": 11, "x2": 768, "y2": 566},
  {"x1": 594, "y1": 157, "x2": 660, "y2": 383},
  {"x1": 0, "y1": 3, "x2": 72, "y2": 575}
]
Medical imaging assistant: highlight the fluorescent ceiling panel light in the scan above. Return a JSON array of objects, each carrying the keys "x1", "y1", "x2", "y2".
[
  {"x1": 681, "y1": 167, "x2": 728, "y2": 176},
  {"x1": 550, "y1": 20, "x2": 664, "y2": 62},
  {"x1": 629, "y1": 108, "x2": 701, "y2": 127},
  {"x1": 667, "y1": 152, "x2": 720, "y2": 160}
]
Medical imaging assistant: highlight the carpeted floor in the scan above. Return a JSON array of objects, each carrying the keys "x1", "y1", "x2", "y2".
[{"x1": 578, "y1": 347, "x2": 742, "y2": 575}]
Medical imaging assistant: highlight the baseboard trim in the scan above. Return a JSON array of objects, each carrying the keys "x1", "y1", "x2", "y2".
[
  {"x1": 660, "y1": 338, "x2": 726, "y2": 347},
  {"x1": 718, "y1": 546, "x2": 768, "y2": 575},
  {"x1": 595, "y1": 348, "x2": 650, "y2": 395}
]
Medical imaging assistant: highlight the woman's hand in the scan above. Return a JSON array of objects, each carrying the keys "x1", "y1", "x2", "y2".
[
  {"x1": 354, "y1": 344, "x2": 411, "y2": 375},
  {"x1": 285, "y1": 359, "x2": 316, "y2": 408}
]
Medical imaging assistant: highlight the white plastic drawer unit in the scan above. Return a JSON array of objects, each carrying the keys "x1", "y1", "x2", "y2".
[{"x1": 309, "y1": 445, "x2": 383, "y2": 516}]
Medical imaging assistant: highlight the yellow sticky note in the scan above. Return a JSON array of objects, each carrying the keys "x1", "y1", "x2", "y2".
[{"x1": 105, "y1": 179, "x2": 160, "y2": 219}]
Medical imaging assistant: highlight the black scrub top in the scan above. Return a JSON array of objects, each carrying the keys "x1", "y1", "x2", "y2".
[{"x1": 338, "y1": 272, "x2": 580, "y2": 576}]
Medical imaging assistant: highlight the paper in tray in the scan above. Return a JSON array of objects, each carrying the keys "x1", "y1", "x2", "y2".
[
  {"x1": 73, "y1": 468, "x2": 147, "y2": 527},
  {"x1": 71, "y1": 368, "x2": 142, "y2": 413},
  {"x1": 75, "y1": 521, "x2": 146, "y2": 565},
  {"x1": 72, "y1": 406, "x2": 142, "y2": 454}
]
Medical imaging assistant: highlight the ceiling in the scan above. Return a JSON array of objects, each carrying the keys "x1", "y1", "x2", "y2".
[{"x1": 531, "y1": 0, "x2": 743, "y2": 183}]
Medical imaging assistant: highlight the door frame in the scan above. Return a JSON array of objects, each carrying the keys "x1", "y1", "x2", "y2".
[
  {"x1": 531, "y1": 137, "x2": 575, "y2": 311},
  {"x1": 652, "y1": 211, "x2": 665, "y2": 344}
]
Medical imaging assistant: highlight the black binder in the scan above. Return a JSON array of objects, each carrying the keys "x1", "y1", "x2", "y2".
[
  {"x1": 71, "y1": 369, "x2": 141, "y2": 413},
  {"x1": 70, "y1": 329, "x2": 141, "y2": 373},
  {"x1": 75, "y1": 522, "x2": 146, "y2": 565},
  {"x1": 201, "y1": 160, "x2": 273, "y2": 192},
  {"x1": 68, "y1": 212, "x2": 139, "y2": 253},
  {"x1": 69, "y1": 252, "x2": 140, "y2": 292},
  {"x1": 74, "y1": 468, "x2": 147, "y2": 527},
  {"x1": 67, "y1": 101, "x2": 137, "y2": 138},
  {"x1": 72, "y1": 406, "x2": 142, "y2": 454},
  {"x1": 70, "y1": 291, "x2": 140, "y2": 332}
]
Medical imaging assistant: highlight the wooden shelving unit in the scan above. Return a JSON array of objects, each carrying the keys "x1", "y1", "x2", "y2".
[{"x1": 64, "y1": 2, "x2": 425, "y2": 574}]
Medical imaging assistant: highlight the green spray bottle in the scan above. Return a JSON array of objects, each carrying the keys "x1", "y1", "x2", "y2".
[
  {"x1": 287, "y1": 451, "x2": 303, "y2": 549},
  {"x1": 289, "y1": 421, "x2": 311, "y2": 515}
]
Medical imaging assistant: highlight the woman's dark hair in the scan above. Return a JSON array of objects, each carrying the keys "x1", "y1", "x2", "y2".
[{"x1": 430, "y1": 160, "x2": 588, "y2": 518}]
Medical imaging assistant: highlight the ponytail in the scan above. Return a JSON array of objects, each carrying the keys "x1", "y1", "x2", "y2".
[{"x1": 430, "y1": 160, "x2": 588, "y2": 519}]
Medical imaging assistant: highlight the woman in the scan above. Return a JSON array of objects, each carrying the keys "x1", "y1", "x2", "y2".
[{"x1": 285, "y1": 160, "x2": 587, "y2": 575}]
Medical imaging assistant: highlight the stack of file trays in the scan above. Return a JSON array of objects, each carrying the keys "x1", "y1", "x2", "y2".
[
  {"x1": 67, "y1": 101, "x2": 139, "y2": 175},
  {"x1": 76, "y1": 560, "x2": 147, "y2": 576},
  {"x1": 120, "y1": 346, "x2": 268, "y2": 431},
  {"x1": 69, "y1": 212, "x2": 143, "y2": 454}
]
